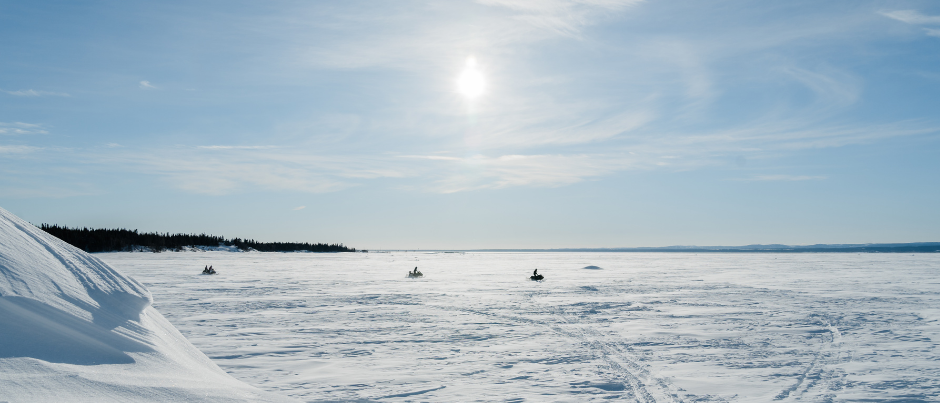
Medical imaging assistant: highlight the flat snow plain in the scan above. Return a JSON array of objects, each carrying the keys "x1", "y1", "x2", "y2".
[{"x1": 100, "y1": 252, "x2": 940, "y2": 402}]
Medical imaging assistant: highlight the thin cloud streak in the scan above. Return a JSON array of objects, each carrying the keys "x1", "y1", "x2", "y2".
[
  {"x1": 0, "y1": 185, "x2": 97, "y2": 199},
  {"x1": 478, "y1": 0, "x2": 645, "y2": 38},
  {"x1": 881, "y1": 10, "x2": 940, "y2": 25},
  {"x1": 136, "y1": 157, "x2": 353, "y2": 196},
  {"x1": 197, "y1": 145, "x2": 278, "y2": 150},
  {"x1": 881, "y1": 9, "x2": 940, "y2": 38},
  {"x1": 409, "y1": 153, "x2": 639, "y2": 193},
  {"x1": 90, "y1": 147, "x2": 411, "y2": 195},
  {"x1": 0, "y1": 145, "x2": 41, "y2": 154},
  {"x1": 0, "y1": 122, "x2": 48, "y2": 135},
  {"x1": 1, "y1": 89, "x2": 70, "y2": 97},
  {"x1": 735, "y1": 175, "x2": 827, "y2": 182}
]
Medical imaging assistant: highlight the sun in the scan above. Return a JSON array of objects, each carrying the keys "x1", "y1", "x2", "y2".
[{"x1": 457, "y1": 58, "x2": 485, "y2": 98}]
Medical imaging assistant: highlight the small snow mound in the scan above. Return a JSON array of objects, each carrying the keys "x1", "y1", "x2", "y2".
[
  {"x1": 0, "y1": 206, "x2": 294, "y2": 402},
  {"x1": 582, "y1": 265, "x2": 603, "y2": 270}
]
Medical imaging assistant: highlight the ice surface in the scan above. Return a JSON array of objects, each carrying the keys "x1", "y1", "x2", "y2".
[
  {"x1": 0, "y1": 207, "x2": 294, "y2": 402},
  {"x1": 99, "y1": 251, "x2": 940, "y2": 402}
]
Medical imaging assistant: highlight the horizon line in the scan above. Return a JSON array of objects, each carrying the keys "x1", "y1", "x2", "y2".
[{"x1": 362, "y1": 242, "x2": 940, "y2": 253}]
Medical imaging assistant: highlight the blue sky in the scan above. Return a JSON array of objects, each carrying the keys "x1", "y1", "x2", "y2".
[{"x1": 1, "y1": 0, "x2": 939, "y2": 249}]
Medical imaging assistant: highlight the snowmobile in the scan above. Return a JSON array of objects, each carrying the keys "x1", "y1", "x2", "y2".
[
  {"x1": 530, "y1": 269, "x2": 544, "y2": 281},
  {"x1": 407, "y1": 267, "x2": 423, "y2": 278}
]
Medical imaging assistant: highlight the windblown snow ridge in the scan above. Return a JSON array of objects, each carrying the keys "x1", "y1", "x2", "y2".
[{"x1": 0, "y1": 206, "x2": 295, "y2": 402}]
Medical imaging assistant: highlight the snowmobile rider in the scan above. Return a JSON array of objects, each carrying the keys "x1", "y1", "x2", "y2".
[{"x1": 533, "y1": 268, "x2": 538, "y2": 276}]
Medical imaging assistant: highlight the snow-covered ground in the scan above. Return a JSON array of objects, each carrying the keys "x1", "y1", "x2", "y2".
[
  {"x1": 0, "y1": 207, "x2": 293, "y2": 402},
  {"x1": 100, "y1": 251, "x2": 940, "y2": 402}
]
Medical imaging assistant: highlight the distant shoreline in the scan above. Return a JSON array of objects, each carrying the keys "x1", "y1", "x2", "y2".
[{"x1": 367, "y1": 243, "x2": 940, "y2": 253}]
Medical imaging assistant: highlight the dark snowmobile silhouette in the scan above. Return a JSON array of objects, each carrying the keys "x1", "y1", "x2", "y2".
[
  {"x1": 408, "y1": 267, "x2": 423, "y2": 278},
  {"x1": 202, "y1": 265, "x2": 217, "y2": 275},
  {"x1": 530, "y1": 268, "x2": 544, "y2": 281}
]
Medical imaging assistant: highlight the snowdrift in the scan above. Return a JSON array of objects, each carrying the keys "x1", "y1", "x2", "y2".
[{"x1": 0, "y1": 207, "x2": 294, "y2": 402}]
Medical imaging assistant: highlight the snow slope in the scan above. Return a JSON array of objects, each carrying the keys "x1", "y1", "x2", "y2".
[{"x1": 0, "y1": 207, "x2": 294, "y2": 402}]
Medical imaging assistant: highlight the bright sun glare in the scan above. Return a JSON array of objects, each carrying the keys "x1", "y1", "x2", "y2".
[{"x1": 457, "y1": 58, "x2": 485, "y2": 98}]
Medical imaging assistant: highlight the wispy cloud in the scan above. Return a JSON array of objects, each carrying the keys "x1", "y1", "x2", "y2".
[
  {"x1": 402, "y1": 153, "x2": 639, "y2": 193},
  {"x1": 151, "y1": 159, "x2": 352, "y2": 195},
  {"x1": 97, "y1": 147, "x2": 395, "y2": 195},
  {"x1": 197, "y1": 145, "x2": 278, "y2": 150},
  {"x1": 1, "y1": 88, "x2": 70, "y2": 97},
  {"x1": 881, "y1": 9, "x2": 940, "y2": 38},
  {"x1": 479, "y1": 0, "x2": 645, "y2": 38},
  {"x1": 139, "y1": 80, "x2": 157, "y2": 89},
  {"x1": 736, "y1": 174, "x2": 827, "y2": 182},
  {"x1": 780, "y1": 66, "x2": 860, "y2": 115},
  {"x1": 293, "y1": 205, "x2": 306, "y2": 210},
  {"x1": 0, "y1": 185, "x2": 97, "y2": 198},
  {"x1": 0, "y1": 145, "x2": 41, "y2": 154},
  {"x1": 0, "y1": 122, "x2": 48, "y2": 135},
  {"x1": 457, "y1": 104, "x2": 656, "y2": 150},
  {"x1": 881, "y1": 10, "x2": 940, "y2": 25}
]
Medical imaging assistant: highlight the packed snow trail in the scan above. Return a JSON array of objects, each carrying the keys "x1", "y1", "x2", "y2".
[{"x1": 0, "y1": 206, "x2": 294, "y2": 402}]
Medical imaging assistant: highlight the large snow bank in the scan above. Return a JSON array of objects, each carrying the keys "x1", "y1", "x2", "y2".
[{"x1": 0, "y1": 207, "x2": 294, "y2": 402}]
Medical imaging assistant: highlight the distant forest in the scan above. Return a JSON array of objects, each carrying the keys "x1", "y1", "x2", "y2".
[{"x1": 39, "y1": 224, "x2": 355, "y2": 253}]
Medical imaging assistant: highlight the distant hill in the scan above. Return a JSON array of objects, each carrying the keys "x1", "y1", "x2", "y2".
[{"x1": 38, "y1": 224, "x2": 355, "y2": 253}]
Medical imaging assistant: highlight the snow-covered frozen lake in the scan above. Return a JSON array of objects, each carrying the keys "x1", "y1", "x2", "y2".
[{"x1": 99, "y1": 252, "x2": 940, "y2": 402}]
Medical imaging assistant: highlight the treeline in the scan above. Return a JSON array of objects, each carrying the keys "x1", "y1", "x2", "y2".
[
  {"x1": 38, "y1": 224, "x2": 355, "y2": 253},
  {"x1": 226, "y1": 238, "x2": 353, "y2": 253}
]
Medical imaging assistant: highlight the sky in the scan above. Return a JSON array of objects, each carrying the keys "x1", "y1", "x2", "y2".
[{"x1": 1, "y1": 0, "x2": 939, "y2": 249}]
